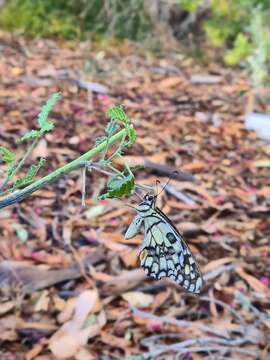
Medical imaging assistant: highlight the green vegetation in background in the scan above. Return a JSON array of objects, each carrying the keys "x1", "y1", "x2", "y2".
[
  {"x1": 180, "y1": 0, "x2": 270, "y2": 68},
  {"x1": 0, "y1": 0, "x2": 152, "y2": 41},
  {"x1": 0, "y1": 0, "x2": 270, "y2": 73}
]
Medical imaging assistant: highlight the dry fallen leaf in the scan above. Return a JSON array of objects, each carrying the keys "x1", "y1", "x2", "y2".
[
  {"x1": 49, "y1": 289, "x2": 105, "y2": 359},
  {"x1": 34, "y1": 290, "x2": 50, "y2": 312},
  {"x1": 235, "y1": 267, "x2": 270, "y2": 297},
  {"x1": 0, "y1": 301, "x2": 15, "y2": 315},
  {"x1": 26, "y1": 344, "x2": 44, "y2": 360},
  {"x1": 202, "y1": 257, "x2": 235, "y2": 273},
  {"x1": 122, "y1": 291, "x2": 154, "y2": 308}
]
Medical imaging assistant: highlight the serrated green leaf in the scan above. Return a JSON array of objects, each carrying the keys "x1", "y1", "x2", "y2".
[
  {"x1": 12, "y1": 158, "x2": 46, "y2": 189},
  {"x1": 128, "y1": 127, "x2": 136, "y2": 145},
  {"x1": 99, "y1": 174, "x2": 135, "y2": 199},
  {"x1": 12, "y1": 177, "x2": 26, "y2": 189},
  {"x1": 41, "y1": 121, "x2": 54, "y2": 132},
  {"x1": 19, "y1": 129, "x2": 42, "y2": 143},
  {"x1": 19, "y1": 93, "x2": 59, "y2": 143},
  {"x1": 95, "y1": 136, "x2": 107, "y2": 146},
  {"x1": 38, "y1": 92, "x2": 61, "y2": 128},
  {"x1": 0, "y1": 146, "x2": 16, "y2": 165},
  {"x1": 25, "y1": 158, "x2": 46, "y2": 180},
  {"x1": 107, "y1": 105, "x2": 129, "y2": 125}
]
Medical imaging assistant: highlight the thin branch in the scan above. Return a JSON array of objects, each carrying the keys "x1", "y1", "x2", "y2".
[
  {"x1": 130, "y1": 305, "x2": 230, "y2": 339},
  {"x1": 0, "y1": 129, "x2": 126, "y2": 209},
  {"x1": 199, "y1": 295, "x2": 247, "y2": 333}
]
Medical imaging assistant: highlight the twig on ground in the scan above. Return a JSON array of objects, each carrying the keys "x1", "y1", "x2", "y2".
[
  {"x1": 165, "y1": 183, "x2": 197, "y2": 204},
  {"x1": 203, "y1": 264, "x2": 236, "y2": 281},
  {"x1": 144, "y1": 159, "x2": 196, "y2": 182}
]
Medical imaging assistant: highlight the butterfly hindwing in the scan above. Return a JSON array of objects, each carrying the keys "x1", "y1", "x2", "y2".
[
  {"x1": 140, "y1": 214, "x2": 203, "y2": 294},
  {"x1": 124, "y1": 193, "x2": 203, "y2": 294}
]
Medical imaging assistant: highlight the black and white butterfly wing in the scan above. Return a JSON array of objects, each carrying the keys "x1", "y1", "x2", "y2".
[
  {"x1": 125, "y1": 214, "x2": 143, "y2": 240},
  {"x1": 139, "y1": 208, "x2": 203, "y2": 294}
]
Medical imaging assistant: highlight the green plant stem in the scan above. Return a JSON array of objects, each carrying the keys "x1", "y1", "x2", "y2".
[
  {"x1": 105, "y1": 132, "x2": 127, "y2": 164},
  {"x1": 13, "y1": 138, "x2": 39, "y2": 178},
  {"x1": 118, "y1": 153, "x2": 133, "y2": 176},
  {"x1": 106, "y1": 163, "x2": 123, "y2": 177},
  {"x1": 0, "y1": 129, "x2": 126, "y2": 209},
  {"x1": 0, "y1": 138, "x2": 39, "y2": 194}
]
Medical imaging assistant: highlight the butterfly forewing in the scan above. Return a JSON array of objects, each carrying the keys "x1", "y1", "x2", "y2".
[
  {"x1": 125, "y1": 214, "x2": 143, "y2": 239},
  {"x1": 125, "y1": 194, "x2": 203, "y2": 294}
]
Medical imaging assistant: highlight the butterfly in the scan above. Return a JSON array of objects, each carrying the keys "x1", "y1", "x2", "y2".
[{"x1": 125, "y1": 193, "x2": 203, "y2": 293}]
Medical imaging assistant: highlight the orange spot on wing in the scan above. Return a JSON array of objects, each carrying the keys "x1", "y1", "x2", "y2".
[{"x1": 140, "y1": 249, "x2": 148, "y2": 261}]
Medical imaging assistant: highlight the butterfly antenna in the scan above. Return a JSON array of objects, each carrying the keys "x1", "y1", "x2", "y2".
[
  {"x1": 156, "y1": 171, "x2": 179, "y2": 197},
  {"x1": 155, "y1": 179, "x2": 161, "y2": 197}
]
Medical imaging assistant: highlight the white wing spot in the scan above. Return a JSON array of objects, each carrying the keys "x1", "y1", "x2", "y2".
[
  {"x1": 177, "y1": 274, "x2": 183, "y2": 283},
  {"x1": 152, "y1": 262, "x2": 158, "y2": 274},
  {"x1": 195, "y1": 277, "x2": 202, "y2": 292},
  {"x1": 184, "y1": 280, "x2": 189, "y2": 288},
  {"x1": 167, "y1": 259, "x2": 174, "y2": 270},
  {"x1": 184, "y1": 264, "x2": 190, "y2": 275},
  {"x1": 145, "y1": 256, "x2": 153, "y2": 267},
  {"x1": 172, "y1": 254, "x2": 179, "y2": 265},
  {"x1": 159, "y1": 257, "x2": 167, "y2": 270},
  {"x1": 179, "y1": 253, "x2": 184, "y2": 266}
]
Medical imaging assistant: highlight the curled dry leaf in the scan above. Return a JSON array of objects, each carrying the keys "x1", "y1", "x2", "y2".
[
  {"x1": 102, "y1": 268, "x2": 146, "y2": 295},
  {"x1": 0, "y1": 300, "x2": 15, "y2": 315},
  {"x1": 49, "y1": 289, "x2": 105, "y2": 359}
]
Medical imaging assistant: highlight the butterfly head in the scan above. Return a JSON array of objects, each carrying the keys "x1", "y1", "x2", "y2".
[
  {"x1": 144, "y1": 193, "x2": 156, "y2": 202},
  {"x1": 137, "y1": 193, "x2": 156, "y2": 211}
]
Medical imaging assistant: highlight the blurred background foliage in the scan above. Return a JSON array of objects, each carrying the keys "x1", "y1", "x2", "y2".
[{"x1": 0, "y1": 0, "x2": 269, "y2": 75}]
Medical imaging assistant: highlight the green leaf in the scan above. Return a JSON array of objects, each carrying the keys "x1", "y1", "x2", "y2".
[
  {"x1": 224, "y1": 33, "x2": 251, "y2": 66},
  {"x1": 12, "y1": 158, "x2": 46, "y2": 189},
  {"x1": 19, "y1": 92, "x2": 60, "y2": 143},
  {"x1": 95, "y1": 136, "x2": 107, "y2": 146},
  {"x1": 19, "y1": 129, "x2": 42, "y2": 143},
  {"x1": 38, "y1": 92, "x2": 61, "y2": 128},
  {"x1": 105, "y1": 120, "x2": 120, "y2": 136},
  {"x1": 41, "y1": 121, "x2": 54, "y2": 132},
  {"x1": 107, "y1": 105, "x2": 129, "y2": 125},
  {"x1": 0, "y1": 146, "x2": 16, "y2": 165},
  {"x1": 128, "y1": 127, "x2": 136, "y2": 145},
  {"x1": 99, "y1": 174, "x2": 135, "y2": 199},
  {"x1": 107, "y1": 174, "x2": 122, "y2": 188}
]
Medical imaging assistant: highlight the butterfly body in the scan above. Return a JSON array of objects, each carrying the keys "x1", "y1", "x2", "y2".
[{"x1": 125, "y1": 194, "x2": 203, "y2": 294}]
